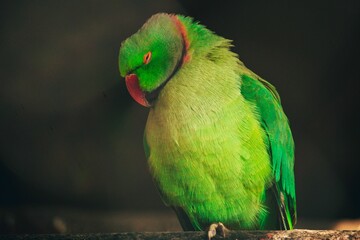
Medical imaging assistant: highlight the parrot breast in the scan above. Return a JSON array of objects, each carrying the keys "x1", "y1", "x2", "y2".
[{"x1": 144, "y1": 58, "x2": 272, "y2": 230}]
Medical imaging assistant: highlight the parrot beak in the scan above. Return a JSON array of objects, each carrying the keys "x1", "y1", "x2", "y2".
[{"x1": 125, "y1": 74, "x2": 151, "y2": 107}]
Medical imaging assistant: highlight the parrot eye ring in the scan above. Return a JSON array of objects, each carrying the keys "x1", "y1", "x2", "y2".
[{"x1": 143, "y1": 51, "x2": 152, "y2": 64}]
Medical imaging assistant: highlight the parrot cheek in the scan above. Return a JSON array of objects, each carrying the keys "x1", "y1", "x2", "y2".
[{"x1": 125, "y1": 74, "x2": 151, "y2": 107}]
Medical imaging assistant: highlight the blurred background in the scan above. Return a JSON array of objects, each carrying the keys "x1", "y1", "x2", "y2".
[{"x1": 0, "y1": 0, "x2": 359, "y2": 233}]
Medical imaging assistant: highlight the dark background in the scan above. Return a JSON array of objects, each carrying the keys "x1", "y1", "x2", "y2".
[{"x1": 0, "y1": 0, "x2": 359, "y2": 233}]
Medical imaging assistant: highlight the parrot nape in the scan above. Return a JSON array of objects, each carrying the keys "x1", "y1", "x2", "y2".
[{"x1": 118, "y1": 13, "x2": 296, "y2": 238}]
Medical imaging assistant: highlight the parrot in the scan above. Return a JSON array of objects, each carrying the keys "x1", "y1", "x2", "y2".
[{"x1": 118, "y1": 13, "x2": 296, "y2": 238}]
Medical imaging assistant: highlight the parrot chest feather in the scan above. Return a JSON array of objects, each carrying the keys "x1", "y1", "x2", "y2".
[{"x1": 144, "y1": 65, "x2": 272, "y2": 230}]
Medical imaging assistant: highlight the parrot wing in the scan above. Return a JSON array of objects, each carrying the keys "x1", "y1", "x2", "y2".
[{"x1": 240, "y1": 73, "x2": 297, "y2": 230}]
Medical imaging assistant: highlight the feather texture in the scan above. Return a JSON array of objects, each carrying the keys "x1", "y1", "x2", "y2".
[
  {"x1": 241, "y1": 74, "x2": 296, "y2": 229},
  {"x1": 120, "y1": 13, "x2": 296, "y2": 231}
]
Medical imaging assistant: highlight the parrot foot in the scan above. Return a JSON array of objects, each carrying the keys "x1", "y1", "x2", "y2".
[{"x1": 207, "y1": 222, "x2": 229, "y2": 240}]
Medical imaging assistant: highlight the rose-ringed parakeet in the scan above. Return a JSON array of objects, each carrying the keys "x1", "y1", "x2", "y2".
[{"x1": 118, "y1": 13, "x2": 296, "y2": 236}]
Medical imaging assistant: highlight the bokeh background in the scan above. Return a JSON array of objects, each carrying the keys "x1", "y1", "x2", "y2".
[{"x1": 1, "y1": 0, "x2": 359, "y2": 233}]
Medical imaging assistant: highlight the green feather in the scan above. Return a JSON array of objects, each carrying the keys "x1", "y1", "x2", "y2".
[
  {"x1": 120, "y1": 13, "x2": 296, "y2": 231},
  {"x1": 241, "y1": 74, "x2": 296, "y2": 229}
]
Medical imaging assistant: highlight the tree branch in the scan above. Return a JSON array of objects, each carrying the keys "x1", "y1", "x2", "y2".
[{"x1": 4, "y1": 230, "x2": 360, "y2": 240}]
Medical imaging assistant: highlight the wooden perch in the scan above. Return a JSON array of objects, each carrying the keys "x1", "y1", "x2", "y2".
[{"x1": 4, "y1": 230, "x2": 360, "y2": 240}]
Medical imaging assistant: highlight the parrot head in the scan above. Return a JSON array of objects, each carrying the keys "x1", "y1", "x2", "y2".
[{"x1": 119, "y1": 13, "x2": 188, "y2": 107}]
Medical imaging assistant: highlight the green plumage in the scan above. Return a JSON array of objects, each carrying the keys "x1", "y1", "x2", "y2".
[{"x1": 119, "y1": 13, "x2": 296, "y2": 231}]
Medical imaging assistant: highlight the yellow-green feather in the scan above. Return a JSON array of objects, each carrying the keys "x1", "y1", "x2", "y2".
[
  {"x1": 144, "y1": 18, "x2": 272, "y2": 230},
  {"x1": 140, "y1": 14, "x2": 296, "y2": 230},
  {"x1": 241, "y1": 74, "x2": 296, "y2": 229}
]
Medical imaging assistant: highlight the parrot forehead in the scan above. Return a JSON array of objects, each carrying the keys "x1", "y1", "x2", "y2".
[
  {"x1": 142, "y1": 13, "x2": 175, "y2": 28},
  {"x1": 121, "y1": 14, "x2": 181, "y2": 53}
]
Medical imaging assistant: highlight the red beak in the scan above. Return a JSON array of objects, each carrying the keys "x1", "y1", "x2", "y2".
[{"x1": 125, "y1": 74, "x2": 150, "y2": 107}]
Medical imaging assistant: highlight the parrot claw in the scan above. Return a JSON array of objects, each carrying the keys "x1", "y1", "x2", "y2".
[{"x1": 207, "y1": 222, "x2": 229, "y2": 240}]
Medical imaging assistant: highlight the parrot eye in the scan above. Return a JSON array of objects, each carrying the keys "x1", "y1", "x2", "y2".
[{"x1": 143, "y1": 51, "x2": 152, "y2": 64}]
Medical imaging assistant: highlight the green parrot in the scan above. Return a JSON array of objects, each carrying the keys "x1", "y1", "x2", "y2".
[{"x1": 118, "y1": 13, "x2": 296, "y2": 236}]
